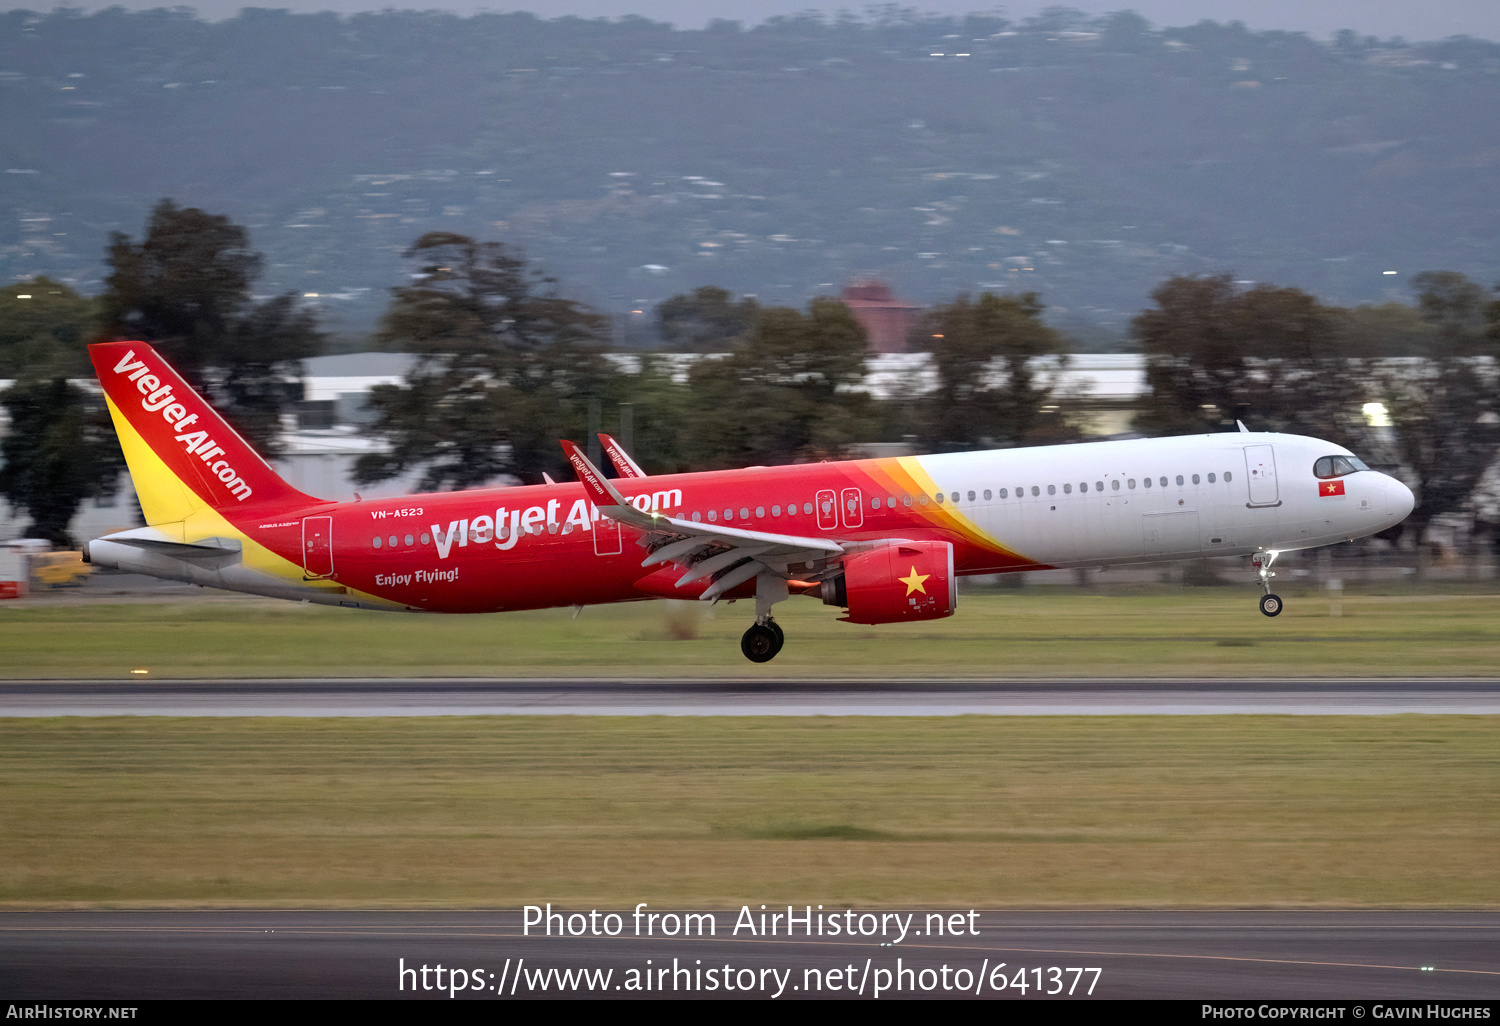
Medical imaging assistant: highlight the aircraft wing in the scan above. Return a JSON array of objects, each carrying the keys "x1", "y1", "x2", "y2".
[{"x1": 560, "y1": 440, "x2": 846, "y2": 600}]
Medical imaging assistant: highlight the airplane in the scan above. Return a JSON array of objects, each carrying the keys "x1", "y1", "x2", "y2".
[{"x1": 84, "y1": 340, "x2": 1415, "y2": 662}]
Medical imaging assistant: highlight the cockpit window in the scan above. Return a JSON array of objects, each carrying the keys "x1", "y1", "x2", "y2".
[{"x1": 1314, "y1": 455, "x2": 1370, "y2": 479}]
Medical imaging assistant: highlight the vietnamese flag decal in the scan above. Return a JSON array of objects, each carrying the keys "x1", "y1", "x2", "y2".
[{"x1": 1320, "y1": 479, "x2": 1346, "y2": 497}]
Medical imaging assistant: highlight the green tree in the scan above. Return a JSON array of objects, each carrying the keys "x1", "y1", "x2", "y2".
[
  {"x1": 680, "y1": 297, "x2": 873, "y2": 468},
  {"x1": 354, "y1": 232, "x2": 616, "y2": 489},
  {"x1": 608, "y1": 355, "x2": 697, "y2": 473},
  {"x1": 0, "y1": 278, "x2": 98, "y2": 378},
  {"x1": 1338, "y1": 302, "x2": 1435, "y2": 357},
  {"x1": 1410, "y1": 270, "x2": 1494, "y2": 356},
  {"x1": 655, "y1": 286, "x2": 759, "y2": 351},
  {"x1": 1133, "y1": 274, "x2": 1370, "y2": 446},
  {"x1": 1379, "y1": 272, "x2": 1500, "y2": 559},
  {"x1": 0, "y1": 377, "x2": 124, "y2": 546},
  {"x1": 100, "y1": 199, "x2": 323, "y2": 452},
  {"x1": 916, "y1": 291, "x2": 1071, "y2": 452}
]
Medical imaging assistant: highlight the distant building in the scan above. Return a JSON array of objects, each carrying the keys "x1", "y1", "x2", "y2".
[{"x1": 839, "y1": 279, "x2": 923, "y2": 354}]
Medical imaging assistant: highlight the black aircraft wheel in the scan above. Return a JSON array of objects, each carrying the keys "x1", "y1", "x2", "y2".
[
  {"x1": 1259, "y1": 593, "x2": 1283, "y2": 618},
  {"x1": 767, "y1": 620, "x2": 785, "y2": 646},
  {"x1": 741, "y1": 623, "x2": 781, "y2": 663}
]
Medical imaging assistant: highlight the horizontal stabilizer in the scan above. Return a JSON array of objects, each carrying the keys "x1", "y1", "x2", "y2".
[{"x1": 90, "y1": 527, "x2": 243, "y2": 568}]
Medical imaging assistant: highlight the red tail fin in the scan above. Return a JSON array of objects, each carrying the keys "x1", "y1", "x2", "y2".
[{"x1": 90, "y1": 341, "x2": 316, "y2": 522}]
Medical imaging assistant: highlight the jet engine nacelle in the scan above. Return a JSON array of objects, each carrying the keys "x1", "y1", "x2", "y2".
[{"x1": 822, "y1": 540, "x2": 956, "y2": 624}]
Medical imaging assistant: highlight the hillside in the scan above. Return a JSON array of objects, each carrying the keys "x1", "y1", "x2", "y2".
[{"x1": 2, "y1": 8, "x2": 1498, "y2": 333}]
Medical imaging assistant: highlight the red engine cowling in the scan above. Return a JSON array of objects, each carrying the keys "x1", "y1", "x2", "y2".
[{"x1": 823, "y1": 541, "x2": 956, "y2": 624}]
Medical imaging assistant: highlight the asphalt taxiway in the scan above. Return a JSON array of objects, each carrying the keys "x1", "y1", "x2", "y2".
[
  {"x1": 3, "y1": 910, "x2": 1498, "y2": 1000},
  {"x1": 2, "y1": 678, "x2": 1499, "y2": 716}
]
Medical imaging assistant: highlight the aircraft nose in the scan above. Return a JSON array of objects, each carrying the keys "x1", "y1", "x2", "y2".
[{"x1": 1384, "y1": 475, "x2": 1415, "y2": 521}]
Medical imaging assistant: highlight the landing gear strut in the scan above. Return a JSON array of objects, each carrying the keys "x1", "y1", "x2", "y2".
[
  {"x1": 741, "y1": 619, "x2": 784, "y2": 663},
  {"x1": 740, "y1": 572, "x2": 790, "y2": 663},
  {"x1": 1251, "y1": 550, "x2": 1282, "y2": 617}
]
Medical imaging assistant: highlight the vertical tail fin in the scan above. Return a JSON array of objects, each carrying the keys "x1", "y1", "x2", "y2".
[{"x1": 90, "y1": 341, "x2": 317, "y2": 526}]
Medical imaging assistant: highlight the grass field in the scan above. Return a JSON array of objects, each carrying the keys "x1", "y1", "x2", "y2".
[
  {"x1": 3, "y1": 585, "x2": 1500, "y2": 678},
  {"x1": 3, "y1": 716, "x2": 1497, "y2": 908}
]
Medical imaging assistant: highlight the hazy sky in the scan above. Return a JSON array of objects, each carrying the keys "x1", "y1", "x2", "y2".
[{"x1": 4, "y1": 0, "x2": 1499, "y2": 41}]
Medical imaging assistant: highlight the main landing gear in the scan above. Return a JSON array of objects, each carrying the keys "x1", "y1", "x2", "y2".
[
  {"x1": 741, "y1": 618, "x2": 784, "y2": 663},
  {"x1": 739, "y1": 571, "x2": 791, "y2": 663},
  {"x1": 1251, "y1": 550, "x2": 1282, "y2": 617}
]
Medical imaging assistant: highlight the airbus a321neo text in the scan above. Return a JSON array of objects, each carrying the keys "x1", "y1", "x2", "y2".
[{"x1": 84, "y1": 341, "x2": 1415, "y2": 662}]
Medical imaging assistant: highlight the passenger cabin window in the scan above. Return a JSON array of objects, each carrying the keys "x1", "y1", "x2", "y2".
[
  {"x1": 1314, "y1": 455, "x2": 1369, "y2": 478},
  {"x1": 1030, "y1": 486, "x2": 1040, "y2": 497},
  {"x1": 1111, "y1": 480, "x2": 1120, "y2": 491},
  {"x1": 1192, "y1": 474, "x2": 1200, "y2": 484},
  {"x1": 999, "y1": 488, "x2": 1008, "y2": 498},
  {"x1": 1048, "y1": 485, "x2": 1056, "y2": 496},
  {"x1": 1208, "y1": 473, "x2": 1216, "y2": 483}
]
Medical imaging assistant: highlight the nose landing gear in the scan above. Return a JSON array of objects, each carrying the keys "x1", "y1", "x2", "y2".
[
  {"x1": 741, "y1": 618, "x2": 784, "y2": 662},
  {"x1": 1251, "y1": 550, "x2": 1282, "y2": 617}
]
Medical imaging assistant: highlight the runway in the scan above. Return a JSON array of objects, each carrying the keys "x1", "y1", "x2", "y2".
[
  {"x1": 2, "y1": 678, "x2": 1500, "y2": 716},
  {"x1": 3, "y1": 910, "x2": 1498, "y2": 999}
]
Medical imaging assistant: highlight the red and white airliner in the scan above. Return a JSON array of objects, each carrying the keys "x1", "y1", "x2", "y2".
[{"x1": 85, "y1": 341, "x2": 1414, "y2": 661}]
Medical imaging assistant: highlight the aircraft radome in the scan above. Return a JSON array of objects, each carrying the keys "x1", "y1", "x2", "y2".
[{"x1": 85, "y1": 341, "x2": 1415, "y2": 662}]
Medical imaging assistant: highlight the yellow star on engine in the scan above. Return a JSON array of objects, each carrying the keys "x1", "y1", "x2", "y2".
[{"x1": 899, "y1": 566, "x2": 929, "y2": 596}]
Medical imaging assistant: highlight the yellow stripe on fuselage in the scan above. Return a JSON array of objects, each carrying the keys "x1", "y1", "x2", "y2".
[
  {"x1": 893, "y1": 455, "x2": 1021, "y2": 557},
  {"x1": 104, "y1": 394, "x2": 345, "y2": 596}
]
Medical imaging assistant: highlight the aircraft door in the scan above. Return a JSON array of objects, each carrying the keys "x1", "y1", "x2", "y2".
[
  {"x1": 840, "y1": 487, "x2": 864, "y2": 529},
  {"x1": 816, "y1": 489, "x2": 839, "y2": 531},
  {"x1": 593, "y1": 512, "x2": 622, "y2": 556},
  {"x1": 1244, "y1": 445, "x2": 1280, "y2": 507},
  {"x1": 302, "y1": 516, "x2": 333, "y2": 578}
]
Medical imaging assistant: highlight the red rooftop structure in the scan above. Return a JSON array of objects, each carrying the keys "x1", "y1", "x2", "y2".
[{"x1": 839, "y1": 278, "x2": 923, "y2": 354}]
